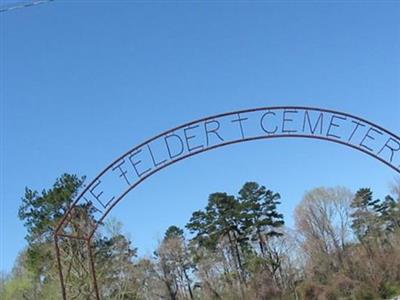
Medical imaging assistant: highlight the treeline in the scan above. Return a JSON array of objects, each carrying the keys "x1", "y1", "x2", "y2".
[{"x1": 1, "y1": 174, "x2": 400, "y2": 299}]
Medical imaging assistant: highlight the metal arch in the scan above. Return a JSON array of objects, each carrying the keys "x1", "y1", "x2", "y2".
[{"x1": 54, "y1": 106, "x2": 400, "y2": 300}]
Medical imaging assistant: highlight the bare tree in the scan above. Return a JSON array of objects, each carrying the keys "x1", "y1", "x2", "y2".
[{"x1": 294, "y1": 187, "x2": 353, "y2": 277}]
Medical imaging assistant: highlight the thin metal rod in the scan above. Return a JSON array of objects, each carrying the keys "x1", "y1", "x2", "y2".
[
  {"x1": 87, "y1": 238, "x2": 101, "y2": 300},
  {"x1": 54, "y1": 236, "x2": 67, "y2": 300}
]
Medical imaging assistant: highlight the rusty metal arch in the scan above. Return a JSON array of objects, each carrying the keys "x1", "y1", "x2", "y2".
[{"x1": 54, "y1": 106, "x2": 400, "y2": 299}]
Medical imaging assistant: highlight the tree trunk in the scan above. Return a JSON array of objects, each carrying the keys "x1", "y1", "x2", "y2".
[
  {"x1": 257, "y1": 229, "x2": 266, "y2": 256},
  {"x1": 183, "y1": 268, "x2": 194, "y2": 300}
]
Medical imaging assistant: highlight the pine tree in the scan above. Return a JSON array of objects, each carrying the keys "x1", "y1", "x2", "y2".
[{"x1": 238, "y1": 182, "x2": 284, "y2": 257}]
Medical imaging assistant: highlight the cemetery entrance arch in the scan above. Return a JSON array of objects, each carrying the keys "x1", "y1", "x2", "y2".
[{"x1": 54, "y1": 106, "x2": 400, "y2": 299}]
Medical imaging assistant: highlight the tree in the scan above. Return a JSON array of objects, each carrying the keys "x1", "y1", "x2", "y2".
[
  {"x1": 238, "y1": 182, "x2": 284, "y2": 255},
  {"x1": 238, "y1": 182, "x2": 285, "y2": 292},
  {"x1": 187, "y1": 192, "x2": 248, "y2": 291},
  {"x1": 349, "y1": 187, "x2": 400, "y2": 297},
  {"x1": 95, "y1": 219, "x2": 138, "y2": 299},
  {"x1": 13, "y1": 175, "x2": 398, "y2": 300},
  {"x1": 18, "y1": 174, "x2": 86, "y2": 244},
  {"x1": 17, "y1": 174, "x2": 88, "y2": 298},
  {"x1": 350, "y1": 188, "x2": 380, "y2": 242},
  {"x1": 165, "y1": 226, "x2": 185, "y2": 240},
  {"x1": 295, "y1": 187, "x2": 352, "y2": 279},
  {"x1": 17, "y1": 173, "x2": 140, "y2": 299},
  {"x1": 186, "y1": 183, "x2": 287, "y2": 299},
  {"x1": 154, "y1": 226, "x2": 194, "y2": 300},
  {"x1": 0, "y1": 253, "x2": 35, "y2": 300}
]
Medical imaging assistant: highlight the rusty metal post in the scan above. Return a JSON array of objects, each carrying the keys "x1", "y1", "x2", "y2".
[
  {"x1": 87, "y1": 238, "x2": 101, "y2": 300},
  {"x1": 54, "y1": 235, "x2": 67, "y2": 300}
]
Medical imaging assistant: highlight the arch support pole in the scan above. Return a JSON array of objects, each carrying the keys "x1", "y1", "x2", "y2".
[
  {"x1": 87, "y1": 238, "x2": 101, "y2": 300},
  {"x1": 54, "y1": 235, "x2": 67, "y2": 300}
]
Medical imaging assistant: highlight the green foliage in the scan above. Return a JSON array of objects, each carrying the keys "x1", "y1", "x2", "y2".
[
  {"x1": 377, "y1": 195, "x2": 400, "y2": 233},
  {"x1": 378, "y1": 282, "x2": 400, "y2": 299},
  {"x1": 186, "y1": 183, "x2": 287, "y2": 299},
  {"x1": 13, "y1": 173, "x2": 143, "y2": 300},
  {"x1": 353, "y1": 285, "x2": 379, "y2": 300},
  {"x1": 95, "y1": 231, "x2": 138, "y2": 299},
  {"x1": 351, "y1": 188, "x2": 400, "y2": 242},
  {"x1": 7, "y1": 176, "x2": 400, "y2": 300},
  {"x1": 18, "y1": 174, "x2": 85, "y2": 244},
  {"x1": 239, "y1": 182, "x2": 284, "y2": 254},
  {"x1": 187, "y1": 183, "x2": 285, "y2": 256},
  {"x1": 0, "y1": 274, "x2": 33, "y2": 300},
  {"x1": 165, "y1": 225, "x2": 185, "y2": 240},
  {"x1": 351, "y1": 188, "x2": 378, "y2": 241}
]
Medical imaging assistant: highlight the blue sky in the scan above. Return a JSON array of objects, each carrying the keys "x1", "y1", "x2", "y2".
[{"x1": 1, "y1": 1, "x2": 400, "y2": 273}]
